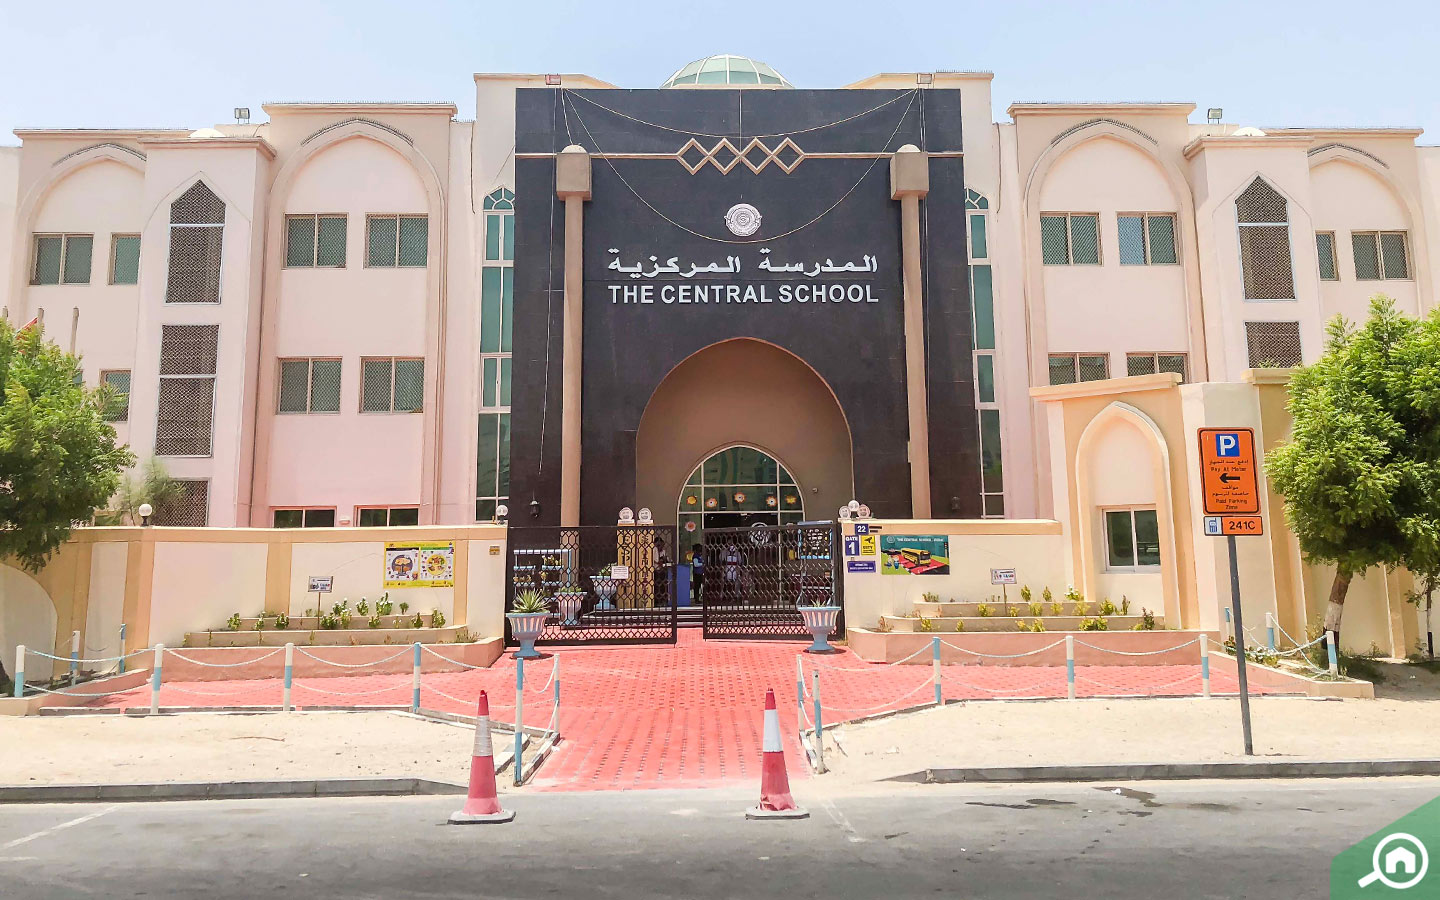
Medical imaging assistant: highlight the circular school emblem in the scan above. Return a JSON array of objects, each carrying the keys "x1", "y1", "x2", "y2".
[{"x1": 724, "y1": 203, "x2": 762, "y2": 237}]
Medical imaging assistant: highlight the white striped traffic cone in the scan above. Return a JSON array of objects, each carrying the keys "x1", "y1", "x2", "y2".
[
  {"x1": 448, "y1": 691, "x2": 515, "y2": 824},
  {"x1": 746, "y1": 688, "x2": 808, "y2": 820}
]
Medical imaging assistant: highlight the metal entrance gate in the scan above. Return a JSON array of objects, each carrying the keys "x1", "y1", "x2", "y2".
[
  {"x1": 505, "y1": 525, "x2": 678, "y2": 646},
  {"x1": 700, "y1": 521, "x2": 845, "y2": 640}
]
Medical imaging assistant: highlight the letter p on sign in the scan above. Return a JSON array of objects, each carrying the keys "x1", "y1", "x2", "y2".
[{"x1": 1215, "y1": 432, "x2": 1241, "y2": 458}]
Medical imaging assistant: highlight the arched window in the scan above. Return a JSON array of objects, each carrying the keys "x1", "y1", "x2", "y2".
[
  {"x1": 677, "y1": 446, "x2": 803, "y2": 544},
  {"x1": 166, "y1": 181, "x2": 225, "y2": 304},
  {"x1": 477, "y1": 187, "x2": 515, "y2": 521},
  {"x1": 1236, "y1": 178, "x2": 1295, "y2": 301}
]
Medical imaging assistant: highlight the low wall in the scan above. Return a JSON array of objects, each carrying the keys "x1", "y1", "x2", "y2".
[
  {"x1": 848, "y1": 628, "x2": 1218, "y2": 667},
  {"x1": 0, "y1": 670, "x2": 152, "y2": 716},
  {"x1": 155, "y1": 639, "x2": 503, "y2": 682}
]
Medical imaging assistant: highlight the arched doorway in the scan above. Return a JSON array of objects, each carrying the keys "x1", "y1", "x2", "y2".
[{"x1": 676, "y1": 445, "x2": 804, "y2": 547}]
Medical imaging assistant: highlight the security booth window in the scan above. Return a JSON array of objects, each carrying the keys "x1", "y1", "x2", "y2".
[{"x1": 1105, "y1": 508, "x2": 1161, "y2": 568}]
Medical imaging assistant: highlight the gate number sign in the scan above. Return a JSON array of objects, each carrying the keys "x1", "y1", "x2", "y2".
[{"x1": 1198, "y1": 427, "x2": 1263, "y2": 536}]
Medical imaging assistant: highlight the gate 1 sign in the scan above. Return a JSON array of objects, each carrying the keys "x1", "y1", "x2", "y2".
[{"x1": 879, "y1": 534, "x2": 951, "y2": 575}]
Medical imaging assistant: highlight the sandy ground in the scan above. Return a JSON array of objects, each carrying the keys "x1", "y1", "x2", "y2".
[
  {"x1": 0, "y1": 712, "x2": 525, "y2": 789},
  {"x1": 824, "y1": 692, "x2": 1440, "y2": 783}
]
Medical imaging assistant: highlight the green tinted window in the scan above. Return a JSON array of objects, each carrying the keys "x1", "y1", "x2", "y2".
[
  {"x1": 273, "y1": 509, "x2": 303, "y2": 528},
  {"x1": 1134, "y1": 509, "x2": 1161, "y2": 565},
  {"x1": 980, "y1": 409, "x2": 1003, "y2": 494},
  {"x1": 32, "y1": 236, "x2": 62, "y2": 284},
  {"x1": 971, "y1": 265, "x2": 994, "y2": 350},
  {"x1": 111, "y1": 235, "x2": 141, "y2": 284},
  {"x1": 1040, "y1": 216, "x2": 1068, "y2": 265},
  {"x1": 976, "y1": 355, "x2": 995, "y2": 403},
  {"x1": 482, "y1": 356, "x2": 498, "y2": 408},
  {"x1": 477, "y1": 413, "x2": 499, "y2": 496},
  {"x1": 316, "y1": 216, "x2": 346, "y2": 267},
  {"x1": 367, "y1": 216, "x2": 397, "y2": 267},
  {"x1": 1147, "y1": 215, "x2": 1178, "y2": 264},
  {"x1": 62, "y1": 235, "x2": 93, "y2": 284},
  {"x1": 278, "y1": 360, "x2": 309, "y2": 413},
  {"x1": 1353, "y1": 232, "x2": 1380, "y2": 280},
  {"x1": 390, "y1": 507, "x2": 420, "y2": 526},
  {"x1": 398, "y1": 216, "x2": 428, "y2": 267},
  {"x1": 1315, "y1": 232, "x2": 1338, "y2": 281},
  {"x1": 1118, "y1": 215, "x2": 1146, "y2": 265},
  {"x1": 357, "y1": 508, "x2": 388, "y2": 527},
  {"x1": 481, "y1": 268, "x2": 502, "y2": 353},
  {"x1": 1068, "y1": 215, "x2": 1100, "y2": 265},
  {"x1": 286, "y1": 216, "x2": 315, "y2": 267},
  {"x1": 393, "y1": 359, "x2": 424, "y2": 412},
  {"x1": 309, "y1": 359, "x2": 342, "y2": 412},
  {"x1": 1105, "y1": 511, "x2": 1135, "y2": 567},
  {"x1": 969, "y1": 213, "x2": 987, "y2": 260}
]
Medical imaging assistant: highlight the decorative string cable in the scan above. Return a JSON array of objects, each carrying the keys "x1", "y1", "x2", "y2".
[
  {"x1": 800, "y1": 640, "x2": 934, "y2": 672},
  {"x1": 24, "y1": 683, "x2": 147, "y2": 698},
  {"x1": 165, "y1": 648, "x2": 284, "y2": 668},
  {"x1": 564, "y1": 88, "x2": 917, "y2": 140},
  {"x1": 1074, "y1": 672, "x2": 1205, "y2": 694},
  {"x1": 163, "y1": 683, "x2": 286, "y2": 699},
  {"x1": 563, "y1": 90, "x2": 917, "y2": 246},
  {"x1": 289, "y1": 681, "x2": 412, "y2": 698},
  {"x1": 1072, "y1": 639, "x2": 1199, "y2": 656},
  {"x1": 937, "y1": 638, "x2": 1066, "y2": 659},
  {"x1": 294, "y1": 646, "x2": 413, "y2": 668},
  {"x1": 938, "y1": 675, "x2": 1064, "y2": 697},
  {"x1": 420, "y1": 645, "x2": 496, "y2": 670},
  {"x1": 801, "y1": 674, "x2": 937, "y2": 715},
  {"x1": 23, "y1": 646, "x2": 151, "y2": 664}
]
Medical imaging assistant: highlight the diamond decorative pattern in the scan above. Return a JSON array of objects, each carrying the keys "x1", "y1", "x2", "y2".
[{"x1": 676, "y1": 137, "x2": 805, "y2": 175}]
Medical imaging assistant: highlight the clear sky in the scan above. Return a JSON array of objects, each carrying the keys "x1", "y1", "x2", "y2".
[{"x1": 2, "y1": 0, "x2": 1437, "y2": 140}]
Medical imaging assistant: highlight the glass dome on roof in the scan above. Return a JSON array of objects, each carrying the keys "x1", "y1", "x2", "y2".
[{"x1": 661, "y1": 55, "x2": 793, "y2": 88}]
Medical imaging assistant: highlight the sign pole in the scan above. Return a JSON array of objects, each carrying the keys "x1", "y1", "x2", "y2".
[{"x1": 1226, "y1": 534, "x2": 1254, "y2": 756}]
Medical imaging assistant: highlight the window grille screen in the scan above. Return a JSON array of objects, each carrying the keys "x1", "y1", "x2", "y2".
[
  {"x1": 1236, "y1": 179, "x2": 1287, "y2": 224},
  {"x1": 285, "y1": 217, "x2": 315, "y2": 267},
  {"x1": 1158, "y1": 354, "x2": 1187, "y2": 380},
  {"x1": 1245, "y1": 321, "x2": 1302, "y2": 368},
  {"x1": 111, "y1": 235, "x2": 141, "y2": 284},
  {"x1": 394, "y1": 359, "x2": 424, "y2": 411},
  {"x1": 1078, "y1": 354, "x2": 1109, "y2": 382},
  {"x1": 170, "y1": 183, "x2": 225, "y2": 225},
  {"x1": 62, "y1": 235, "x2": 93, "y2": 284},
  {"x1": 1352, "y1": 233, "x2": 1381, "y2": 280},
  {"x1": 1048, "y1": 355, "x2": 1076, "y2": 385},
  {"x1": 159, "y1": 325, "x2": 218, "y2": 376},
  {"x1": 32, "y1": 236, "x2": 62, "y2": 284},
  {"x1": 1040, "y1": 216, "x2": 1069, "y2": 265},
  {"x1": 101, "y1": 370, "x2": 130, "y2": 422},
  {"x1": 1118, "y1": 216, "x2": 1146, "y2": 265},
  {"x1": 1316, "y1": 233, "x2": 1338, "y2": 281},
  {"x1": 397, "y1": 217, "x2": 428, "y2": 267},
  {"x1": 310, "y1": 359, "x2": 342, "y2": 412},
  {"x1": 278, "y1": 360, "x2": 309, "y2": 413},
  {"x1": 153, "y1": 480, "x2": 209, "y2": 527},
  {"x1": 367, "y1": 216, "x2": 397, "y2": 267},
  {"x1": 1147, "y1": 215, "x2": 1178, "y2": 264},
  {"x1": 1127, "y1": 354, "x2": 1157, "y2": 376},
  {"x1": 362, "y1": 360, "x2": 393, "y2": 412},
  {"x1": 166, "y1": 225, "x2": 223, "y2": 303},
  {"x1": 1239, "y1": 225, "x2": 1295, "y2": 300},
  {"x1": 317, "y1": 216, "x2": 346, "y2": 267},
  {"x1": 155, "y1": 378, "x2": 215, "y2": 455},
  {"x1": 1380, "y1": 232, "x2": 1409, "y2": 279},
  {"x1": 1069, "y1": 215, "x2": 1101, "y2": 264}
]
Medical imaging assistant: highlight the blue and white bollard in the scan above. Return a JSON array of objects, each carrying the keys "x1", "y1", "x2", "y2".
[
  {"x1": 69, "y1": 630, "x2": 80, "y2": 686},
  {"x1": 552, "y1": 657, "x2": 561, "y2": 739},
  {"x1": 514, "y1": 656, "x2": 526, "y2": 786},
  {"x1": 411, "y1": 643, "x2": 422, "y2": 713},
  {"x1": 812, "y1": 668, "x2": 825, "y2": 775},
  {"x1": 13, "y1": 645, "x2": 24, "y2": 699},
  {"x1": 118, "y1": 623, "x2": 128, "y2": 675},
  {"x1": 1265, "y1": 612, "x2": 1276, "y2": 653},
  {"x1": 1200, "y1": 634, "x2": 1211, "y2": 698},
  {"x1": 1065, "y1": 634, "x2": 1076, "y2": 701},
  {"x1": 1327, "y1": 631, "x2": 1340, "y2": 677},
  {"x1": 150, "y1": 644, "x2": 164, "y2": 715},
  {"x1": 1223, "y1": 607, "x2": 1233, "y2": 642},
  {"x1": 932, "y1": 636, "x2": 942, "y2": 706},
  {"x1": 796, "y1": 656, "x2": 805, "y2": 711},
  {"x1": 283, "y1": 643, "x2": 294, "y2": 712}
]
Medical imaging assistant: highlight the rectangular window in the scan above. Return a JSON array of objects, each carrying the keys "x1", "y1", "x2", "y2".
[
  {"x1": 272, "y1": 508, "x2": 336, "y2": 528},
  {"x1": 481, "y1": 355, "x2": 512, "y2": 410},
  {"x1": 1047, "y1": 353, "x2": 1110, "y2": 385},
  {"x1": 100, "y1": 370, "x2": 131, "y2": 422},
  {"x1": 166, "y1": 226, "x2": 223, "y2": 303},
  {"x1": 285, "y1": 214, "x2": 347, "y2": 268},
  {"x1": 1352, "y1": 231, "x2": 1410, "y2": 280},
  {"x1": 1040, "y1": 213, "x2": 1101, "y2": 265},
  {"x1": 1245, "y1": 321, "x2": 1303, "y2": 368},
  {"x1": 1105, "y1": 507, "x2": 1161, "y2": 568},
  {"x1": 968, "y1": 212, "x2": 988, "y2": 261},
  {"x1": 476, "y1": 411, "x2": 511, "y2": 520},
  {"x1": 152, "y1": 480, "x2": 209, "y2": 526},
  {"x1": 975, "y1": 355, "x2": 996, "y2": 404},
  {"x1": 360, "y1": 358, "x2": 425, "y2": 413},
  {"x1": 155, "y1": 324, "x2": 218, "y2": 456},
  {"x1": 1125, "y1": 353, "x2": 1188, "y2": 382},
  {"x1": 1315, "y1": 232, "x2": 1338, "y2": 281},
  {"x1": 356, "y1": 506, "x2": 420, "y2": 527},
  {"x1": 1117, "y1": 213, "x2": 1178, "y2": 265},
  {"x1": 31, "y1": 234, "x2": 93, "y2": 284},
  {"x1": 366, "y1": 215, "x2": 428, "y2": 267},
  {"x1": 480, "y1": 267, "x2": 515, "y2": 353},
  {"x1": 277, "y1": 358, "x2": 342, "y2": 414},
  {"x1": 110, "y1": 234, "x2": 141, "y2": 285}
]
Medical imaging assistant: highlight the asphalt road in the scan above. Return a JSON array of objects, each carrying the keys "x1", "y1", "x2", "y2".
[{"x1": 0, "y1": 778, "x2": 1432, "y2": 899}]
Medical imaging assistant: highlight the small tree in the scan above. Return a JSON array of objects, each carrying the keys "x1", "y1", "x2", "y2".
[
  {"x1": 95, "y1": 457, "x2": 183, "y2": 526},
  {"x1": 1267, "y1": 297, "x2": 1437, "y2": 640}
]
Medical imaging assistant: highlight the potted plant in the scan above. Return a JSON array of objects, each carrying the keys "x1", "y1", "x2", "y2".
[
  {"x1": 554, "y1": 583, "x2": 585, "y2": 625},
  {"x1": 508, "y1": 588, "x2": 551, "y2": 659},
  {"x1": 591, "y1": 564, "x2": 618, "y2": 610},
  {"x1": 797, "y1": 590, "x2": 842, "y2": 654}
]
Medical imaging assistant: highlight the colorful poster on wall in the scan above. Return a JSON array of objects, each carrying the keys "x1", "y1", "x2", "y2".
[
  {"x1": 879, "y1": 534, "x2": 950, "y2": 575},
  {"x1": 384, "y1": 541, "x2": 455, "y2": 588}
]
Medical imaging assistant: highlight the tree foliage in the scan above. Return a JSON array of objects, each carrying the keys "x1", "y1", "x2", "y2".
[
  {"x1": 94, "y1": 457, "x2": 183, "y2": 526},
  {"x1": 0, "y1": 320, "x2": 133, "y2": 572},
  {"x1": 1266, "y1": 296, "x2": 1440, "y2": 636}
]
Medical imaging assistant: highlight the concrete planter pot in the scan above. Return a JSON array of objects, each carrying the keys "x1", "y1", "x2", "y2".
[
  {"x1": 507, "y1": 612, "x2": 549, "y2": 659},
  {"x1": 590, "y1": 575, "x2": 617, "y2": 610},
  {"x1": 799, "y1": 605, "x2": 842, "y2": 654},
  {"x1": 556, "y1": 592, "x2": 585, "y2": 625}
]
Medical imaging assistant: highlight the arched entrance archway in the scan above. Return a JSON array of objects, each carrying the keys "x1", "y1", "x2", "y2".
[
  {"x1": 676, "y1": 445, "x2": 805, "y2": 547},
  {"x1": 634, "y1": 338, "x2": 854, "y2": 532}
]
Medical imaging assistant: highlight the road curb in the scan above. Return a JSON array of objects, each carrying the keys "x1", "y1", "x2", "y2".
[
  {"x1": 0, "y1": 777, "x2": 466, "y2": 804},
  {"x1": 884, "y1": 758, "x2": 1440, "y2": 784}
]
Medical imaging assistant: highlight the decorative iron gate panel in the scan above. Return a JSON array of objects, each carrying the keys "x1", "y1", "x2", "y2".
[
  {"x1": 505, "y1": 525, "x2": 678, "y2": 646},
  {"x1": 700, "y1": 521, "x2": 844, "y2": 640}
]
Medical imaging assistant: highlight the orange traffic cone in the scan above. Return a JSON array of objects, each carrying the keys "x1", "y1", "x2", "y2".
[
  {"x1": 746, "y1": 688, "x2": 808, "y2": 819},
  {"x1": 448, "y1": 691, "x2": 515, "y2": 824}
]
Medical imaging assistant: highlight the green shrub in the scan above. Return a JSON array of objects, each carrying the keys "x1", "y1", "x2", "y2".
[
  {"x1": 430, "y1": 608, "x2": 447, "y2": 628},
  {"x1": 226, "y1": 612, "x2": 241, "y2": 632},
  {"x1": 274, "y1": 612, "x2": 290, "y2": 630},
  {"x1": 1120, "y1": 596, "x2": 1131, "y2": 616},
  {"x1": 1028, "y1": 601, "x2": 1044, "y2": 617},
  {"x1": 918, "y1": 617, "x2": 934, "y2": 632},
  {"x1": 976, "y1": 603, "x2": 993, "y2": 618},
  {"x1": 1080, "y1": 616, "x2": 1108, "y2": 631},
  {"x1": 368, "y1": 614, "x2": 382, "y2": 629},
  {"x1": 1098, "y1": 598, "x2": 1118, "y2": 617},
  {"x1": 356, "y1": 598, "x2": 370, "y2": 617}
]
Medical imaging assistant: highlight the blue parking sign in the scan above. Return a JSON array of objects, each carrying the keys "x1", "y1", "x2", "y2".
[{"x1": 1215, "y1": 432, "x2": 1241, "y2": 457}]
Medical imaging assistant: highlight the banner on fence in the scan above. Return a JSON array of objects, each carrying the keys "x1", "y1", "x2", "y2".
[{"x1": 385, "y1": 541, "x2": 455, "y2": 588}]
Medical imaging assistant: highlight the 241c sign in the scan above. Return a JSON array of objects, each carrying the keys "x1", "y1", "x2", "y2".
[{"x1": 1198, "y1": 427, "x2": 1264, "y2": 536}]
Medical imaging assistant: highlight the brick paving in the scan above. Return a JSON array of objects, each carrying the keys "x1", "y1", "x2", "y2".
[{"x1": 76, "y1": 630, "x2": 1286, "y2": 792}]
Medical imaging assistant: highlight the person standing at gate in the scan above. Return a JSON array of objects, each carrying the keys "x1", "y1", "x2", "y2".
[
  {"x1": 723, "y1": 542, "x2": 743, "y2": 605},
  {"x1": 652, "y1": 535, "x2": 671, "y2": 608},
  {"x1": 691, "y1": 543, "x2": 704, "y2": 605}
]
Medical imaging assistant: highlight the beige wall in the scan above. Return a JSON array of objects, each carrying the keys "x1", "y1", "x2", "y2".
[
  {"x1": 148, "y1": 542, "x2": 269, "y2": 644},
  {"x1": 635, "y1": 338, "x2": 853, "y2": 524},
  {"x1": 288, "y1": 542, "x2": 450, "y2": 619}
]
